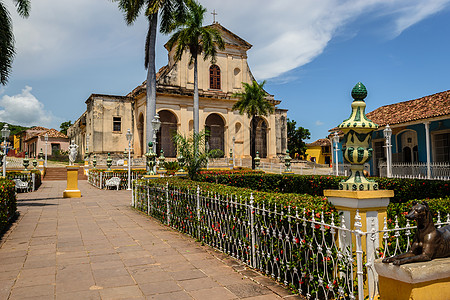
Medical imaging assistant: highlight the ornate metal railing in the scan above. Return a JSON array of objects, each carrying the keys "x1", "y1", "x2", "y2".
[
  {"x1": 6, "y1": 172, "x2": 37, "y2": 192},
  {"x1": 133, "y1": 181, "x2": 363, "y2": 299},
  {"x1": 379, "y1": 162, "x2": 450, "y2": 180},
  {"x1": 132, "y1": 180, "x2": 450, "y2": 300},
  {"x1": 88, "y1": 170, "x2": 142, "y2": 190}
]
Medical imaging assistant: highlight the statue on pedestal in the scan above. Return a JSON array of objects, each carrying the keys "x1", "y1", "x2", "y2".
[{"x1": 68, "y1": 141, "x2": 79, "y2": 166}]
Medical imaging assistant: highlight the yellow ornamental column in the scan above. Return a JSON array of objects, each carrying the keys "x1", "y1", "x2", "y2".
[
  {"x1": 63, "y1": 166, "x2": 81, "y2": 198},
  {"x1": 323, "y1": 82, "x2": 394, "y2": 299}
]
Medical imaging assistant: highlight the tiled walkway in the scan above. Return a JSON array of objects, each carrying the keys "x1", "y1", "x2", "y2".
[{"x1": 0, "y1": 181, "x2": 304, "y2": 300}]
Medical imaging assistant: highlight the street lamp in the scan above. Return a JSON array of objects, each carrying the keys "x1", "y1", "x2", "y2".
[
  {"x1": 232, "y1": 136, "x2": 236, "y2": 168},
  {"x1": 151, "y1": 114, "x2": 161, "y2": 173},
  {"x1": 332, "y1": 132, "x2": 340, "y2": 176},
  {"x1": 126, "y1": 129, "x2": 133, "y2": 190},
  {"x1": 383, "y1": 124, "x2": 392, "y2": 178},
  {"x1": 1, "y1": 124, "x2": 10, "y2": 176},
  {"x1": 44, "y1": 133, "x2": 48, "y2": 167}
]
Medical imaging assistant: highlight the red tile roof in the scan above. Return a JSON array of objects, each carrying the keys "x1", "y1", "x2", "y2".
[
  {"x1": 37, "y1": 128, "x2": 68, "y2": 139},
  {"x1": 366, "y1": 90, "x2": 450, "y2": 126},
  {"x1": 307, "y1": 138, "x2": 331, "y2": 147}
]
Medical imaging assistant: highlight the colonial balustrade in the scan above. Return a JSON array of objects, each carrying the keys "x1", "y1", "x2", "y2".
[
  {"x1": 131, "y1": 181, "x2": 449, "y2": 299},
  {"x1": 379, "y1": 161, "x2": 450, "y2": 180}
]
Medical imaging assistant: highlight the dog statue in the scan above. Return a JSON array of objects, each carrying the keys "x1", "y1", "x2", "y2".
[{"x1": 382, "y1": 201, "x2": 450, "y2": 265}]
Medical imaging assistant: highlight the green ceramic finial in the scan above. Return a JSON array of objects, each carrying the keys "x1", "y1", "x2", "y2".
[
  {"x1": 351, "y1": 82, "x2": 367, "y2": 101},
  {"x1": 148, "y1": 142, "x2": 153, "y2": 148}
]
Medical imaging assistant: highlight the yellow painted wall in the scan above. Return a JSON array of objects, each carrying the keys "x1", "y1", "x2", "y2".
[
  {"x1": 13, "y1": 135, "x2": 20, "y2": 150},
  {"x1": 305, "y1": 146, "x2": 331, "y2": 164}
]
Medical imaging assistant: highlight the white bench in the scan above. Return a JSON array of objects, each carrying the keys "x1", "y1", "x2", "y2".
[
  {"x1": 12, "y1": 179, "x2": 28, "y2": 192},
  {"x1": 116, "y1": 159, "x2": 124, "y2": 166},
  {"x1": 105, "y1": 177, "x2": 121, "y2": 190}
]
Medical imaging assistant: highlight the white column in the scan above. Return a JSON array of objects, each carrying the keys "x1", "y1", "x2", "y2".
[{"x1": 424, "y1": 122, "x2": 431, "y2": 179}]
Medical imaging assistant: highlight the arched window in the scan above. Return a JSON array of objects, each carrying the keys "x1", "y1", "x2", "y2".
[
  {"x1": 157, "y1": 110, "x2": 178, "y2": 157},
  {"x1": 209, "y1": 65, "x2": 221, "y2": 90}
]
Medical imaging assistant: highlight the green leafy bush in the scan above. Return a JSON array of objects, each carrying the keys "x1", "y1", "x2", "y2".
[
  {"x1": 0, "y1": 178, "x2": 16, "y2": 232},
  {"x1": 196, "y1": 173, "x2": 450, "y2": 203}
]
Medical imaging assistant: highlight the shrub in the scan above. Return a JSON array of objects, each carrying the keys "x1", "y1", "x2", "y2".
[
  {"x1": 196, "y1": 173, "x2": 450, "y2": 203},
  {"x1": 0, "y1": 178, "x2": 16, "y2": 232}
]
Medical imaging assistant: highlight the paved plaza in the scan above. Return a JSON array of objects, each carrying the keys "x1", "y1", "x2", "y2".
[{"x1": 0, "y1": 180, "x2": 304, "y2": 300}]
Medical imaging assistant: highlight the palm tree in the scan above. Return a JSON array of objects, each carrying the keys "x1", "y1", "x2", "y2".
[
  {"x1": 113, "y1": 0, "x2": 185, "y2": 148},
  {"x1": 173, "y1": 130, "x2": 209, "y2": 180},
  {"x1": 232, "y1": 80, "x2": 274, "y2": 169},
  {"x1": 0, "y1": 0, "x2": 30, "y2": 85},
  {"x1": 166, "y1": 0, "x2": 224, "y2": 135}
]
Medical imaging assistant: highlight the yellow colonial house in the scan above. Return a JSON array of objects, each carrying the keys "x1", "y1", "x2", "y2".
[{"x1": 305, "y1": 138, "x2": 332, "y2": 165}]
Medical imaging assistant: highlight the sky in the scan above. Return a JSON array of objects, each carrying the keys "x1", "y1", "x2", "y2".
[{"x1": 1, "y1": 0, "x2": 450, "y2": 142}]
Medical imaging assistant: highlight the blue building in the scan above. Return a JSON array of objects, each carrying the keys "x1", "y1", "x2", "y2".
[{"x1": 332, "y1": 89, "x2": 450, "y2": 178}]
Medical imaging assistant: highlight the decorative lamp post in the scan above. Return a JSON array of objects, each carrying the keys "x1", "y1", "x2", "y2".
[
  {"x1": 23, "y1": 152, "x2": 30, "y2": 171},
  {"x1": 106, "y1": 153, "x2": 112, "y2": 171},
  {"x1": 332, "y1": 132, "x2": 340, "y2": 176},
  {"x1": 283, "y1": 150, "x2": 292, "y2": 173},
  {"x1": 232, "y1": 136, "x2": 236, "y2": 168},
  {"x1": 383, "y1": 124, "x2": 392, "y2": 178},
  {"x1": 44, "y1": 133, "x2": 48, "y2": 167},
  {"x1": 1, "y1": 124, "x2": 10, "y2": 176},
  {"x1": 254, "y1": 151, "x2": 260, "y2": 170},
  {"x1": 145, "y1": 142, "x2": 157, "y2": 175},
  {"x1": 158, "y1": 149, "x2": 165, "y2": 171},
  {"x1": 151, "y1": 114, "x2": 161, "y2": 173},
  {"x1": 92, "y1": 155, "x2": 97, "y2": 169},
  {"x1": 126, "y1": 129, "x2": 133, "y2": 190},
  {"x1": 336, "y1": 82, "x2": 379, "y2": 191}
]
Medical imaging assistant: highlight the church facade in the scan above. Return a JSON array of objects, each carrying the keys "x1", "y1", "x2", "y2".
[{"x1": 68, "y1": 23, "x2": 288, "y2": 162}]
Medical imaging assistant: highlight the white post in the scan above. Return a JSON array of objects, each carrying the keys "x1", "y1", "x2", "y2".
[
  {"x1": 383, "y1": 125, "x2": 392, "y2": 178},
  {"x1": 424, "y1": 122, "x2": 431, "y2": 179},
  {"x1": 44, "y1": 133, "x2": 48, "y2": 168},
  {"x1": 332, "y1": 132, "x2": 339, "y2": 176}
]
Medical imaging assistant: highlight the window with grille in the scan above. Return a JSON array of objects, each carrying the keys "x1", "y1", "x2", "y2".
[
  {"x1": 209, "y1": 65, "x2": 221, "y2": 90},
  {"x1": 113, "y1": 117, "x2": 121, "y2": 132}
]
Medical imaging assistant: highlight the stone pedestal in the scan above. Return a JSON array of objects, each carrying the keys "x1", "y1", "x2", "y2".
[
  {"x1": 324, "y1": 189, "x2": 394, "y2": 296},
  {"x1": 63, "y1": 166, "x2": 81, "y2": 198},
  {"x1": 374, "y1": 258, "x2": 450, "y2": 300}
]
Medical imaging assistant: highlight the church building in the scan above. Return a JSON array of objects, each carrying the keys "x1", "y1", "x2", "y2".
[{"x1": 68, "y1": 23, "x2": 288, "y2": 162}]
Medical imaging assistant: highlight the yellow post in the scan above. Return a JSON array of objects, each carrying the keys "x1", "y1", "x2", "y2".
[{"x1": 63, "y1": 166, "x2": 81, "y2": 198}]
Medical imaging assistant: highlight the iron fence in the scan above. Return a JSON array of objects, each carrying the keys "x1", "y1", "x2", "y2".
[
  {"x1": 379, "y1": 162, "x2": 450, "y2": 180},
  {"x1": 87, "y1": 170, "x2": 142, "y2": 190},
  {"x1": 131, "y1": 181, "x2": 449, "y2": 300},
  {"x1": 6, "y1": 172, "x2": 37, "y2": 192}
]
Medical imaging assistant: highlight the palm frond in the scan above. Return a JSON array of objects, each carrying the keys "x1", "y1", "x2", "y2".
[
  {"x1": 0, "y1": 3, "x2": 15, "y2": 85},
  {"x1": 13, "y1": 0, "x2": 30, "y2": 17}
]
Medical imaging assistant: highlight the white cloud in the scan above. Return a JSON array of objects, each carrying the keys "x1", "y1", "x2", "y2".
[
  {"x1": 0, "y1": 86, "x2": 56, "y2": 127},
  {"x1": 315, "y1": 120, "x2": 324, "y2": 126},
  {"x1": 7, "y1": 0, "x2": 450, "y2": 81}
]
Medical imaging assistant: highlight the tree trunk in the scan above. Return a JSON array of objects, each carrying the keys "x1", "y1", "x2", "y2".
[
  {"x1": 251, "y1": 116, "x2": 256, "y2": 169},
  {"x1": 146, "y1": 14, "x2": 158, "y2": 154},
  {"x1": 193, "y1": 56, "x2": 199, "y2": 134},
  {"x1": 193, "y1": 55, "x2": 199, "y2": 157}
]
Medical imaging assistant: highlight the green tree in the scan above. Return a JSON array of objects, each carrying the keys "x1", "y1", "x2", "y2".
[
  {"x1": 59, "y1": 121, "x2": 72, "y2": 135},
  {"x1": 113, "y1": 0, "x2": 186, "y2": 147},
  {"x1": 232, "y1": 80, "x2": 274, "y2": 169},
  {"x1": 287, "y1": 118, "x2": 310, "y2": 159},
  {"x1": 166, "y1": 0, "x2": 224, "y2": 135},
  {"x1": 0, "y1": 0, "x2": 30, "y2": 85},
  {"x1": 173, "y1": 130, "x2": 209, "y2": 181}
]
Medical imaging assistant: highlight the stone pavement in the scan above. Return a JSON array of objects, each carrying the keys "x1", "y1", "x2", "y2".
[{"x1": 0, "y1": 181, "x2": 305, "y2": 300}]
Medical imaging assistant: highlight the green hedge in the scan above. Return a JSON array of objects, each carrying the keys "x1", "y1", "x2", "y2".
[
  {"x1": 143, "y1": 177, "x2": 338, "y2": 216},
  {"x1": 197, "y1": 173, "x2": 450, "y2": 203},
  {"x1": 0, "y1": 177, "x2": 17, "y2": 232}
]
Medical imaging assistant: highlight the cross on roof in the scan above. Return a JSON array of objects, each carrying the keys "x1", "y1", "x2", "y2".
[{"x1": 211, "y1": 9, "x2": 218, "y2": 23}]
